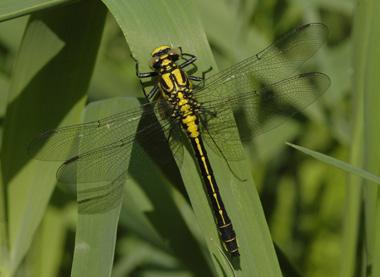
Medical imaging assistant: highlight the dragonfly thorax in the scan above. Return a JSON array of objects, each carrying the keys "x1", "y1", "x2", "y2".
[
  {"x1": 154, "y1": 59, "x2": 200, "y2": 138},
  {"x1": 150, "y1": 45, "x2": 181, "y2": 72}
]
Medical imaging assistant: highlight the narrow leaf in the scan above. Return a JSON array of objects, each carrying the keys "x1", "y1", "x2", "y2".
[
  {"x1": 287, "y1": 143, "x2": 380, "y2": 184},
  {"x1": 0, "y1": 1, "x2": 106, "y2": 274},
  {"x1": 0, "y1": 0, "x2": 72, "y2": 22}
]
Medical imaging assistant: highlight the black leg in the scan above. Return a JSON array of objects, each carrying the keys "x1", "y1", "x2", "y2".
[
  {"x1": 131, "y1": 54, "x2": 159, "y2": 100},
  {"x1": 135, "y1": 62, "x2": 157, "y2": 78},
  {"x1": 147, "y1": 85, "x2": 159, "y2": 101},
  {"x1": 131, "y1": 54, "x2": 157, "y2": 79},
  {"x1": 191, "y1": 66, "x2": 213, "y2": 89},
  {"x1": 179, "y1": 50, "x2": 211, "y2": 88},
  {"x1": 201, "y1": 66, "x2": 213, "y2": 80},
  {"x1": 189, "y1": 75, "x2": 202, "y2": 81},
  {"x1": 180, "y1": 57, "x2": 197, "y2": 69}
]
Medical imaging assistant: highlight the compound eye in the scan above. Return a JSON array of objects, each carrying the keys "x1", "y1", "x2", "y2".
[
  {"x1": 149, "y1": 57, "x2": 161, "y2": 69},
  {"x1": 169, "y1": 47, "x2": 181, "y2": 56},
  {"x1": 168, "y1": 49, "x2": 180, "y2": 61}
]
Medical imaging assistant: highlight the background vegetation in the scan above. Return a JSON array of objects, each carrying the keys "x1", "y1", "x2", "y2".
[{"x1": 0, "y1": 0, "x2": 378, "y2": 276}]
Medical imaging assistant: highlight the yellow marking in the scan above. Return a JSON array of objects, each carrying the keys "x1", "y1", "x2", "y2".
[
  {"x1": 219, "y1": 210, "x2": 226, "y2": 224},
  {"x1": 161, "y1": 59, "x2": 171, "y2": 66},
  {"x1": 188, "y1": 128, "x2": 199, "y2": 138},
  {"x1": 197, "y1": 142, "x2": 203, "y2": 153},
  {"x1": 230, "y1": 249, "x2": 239, "y2": 253},
  {"x1": 151, "y1": 45, "x2": 170, "y2": 56},
  {"x1": 201, "y1": 158, "x2": 210, "y2": 175},
  {"x1": 225, "y1": 237, "x2": 237, "y2": 243},
  {"x1": 173, "y1": 68, "x2": 185, "y2": 85},
  {"x1": 183, "y1": 116, "x2": 198, "y2": 137},
  {"x1": 161, "y1": 74, "x2": 174, "y2": 91},
  {"x1": 219, "y1": 222, "x2": 232, "y2": 229},
  {"x1": 179, "y1": 100, "x2": 188, "y2": 107},
  {"x1": 182, "y1": 115, "x2": 196, "y2": 124},
  {"x1": 193, "y1": 138, "x2": 226, "y2": 224},
  {"x1": 195, "y1": 138, "x2": 204, "y2": 154},
  {"x1": 181, "y1": 106, "x2": 190, "y2": 113}
]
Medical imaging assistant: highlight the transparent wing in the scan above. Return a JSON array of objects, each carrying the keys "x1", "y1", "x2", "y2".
[
  {"x1": 77, "y1": 171, "x2": 127, "y2": 214},
  {"x1": 154, "y1": 97, "x2": 185, "y2": 165},
  {"x1": 199, "y1": 72, "x2": 331, "y2": 161},
  {"x1": 29, "y1": 101, "x2": 157, "y2": 161},
  {"x1": 29, "y1": 100, "x2": 180, "y2": 184},
  {"x1": 55, "y1": 119, "x2": 178, "y2": 184},
  {"x1": 196, "y1": 23, "x2": 328, "y2": 98}
]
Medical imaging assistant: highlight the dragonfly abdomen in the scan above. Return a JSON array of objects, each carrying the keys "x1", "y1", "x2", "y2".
[{"x1": 189, "y1": 136, "x2": 239, "y2": 256}]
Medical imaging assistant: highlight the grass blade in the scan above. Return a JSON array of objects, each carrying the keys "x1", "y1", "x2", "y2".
[
  {"x1": 0, "y1": 0, "x2": 73, "y2": 22},
  {"x1": 355, "y1": 0, "x2": 380, "y2": 276},
  {"x1": 70, "y1": 99, "x2": 128, "y2": 277},
  {"x1": 0, "y1": 1, "x2": 106, "y2": 274},
  {"x1": 102, "y1": 0, "x2": 281, "y2": 275},
  {"x1": 287, "y1": 143, "x2": 380, "y2": 185}
]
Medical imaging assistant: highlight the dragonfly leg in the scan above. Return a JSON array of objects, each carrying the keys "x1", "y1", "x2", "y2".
[
  {"x1": 131, "y1": 54, "x2": 158, "y2": 78},
  {"x1": 179, "y1": 48, "x2": 213, "y2": 88},
  {"x1": 146, "y1": 85, "x2": 159, "y2": 101},
  {"x1": 180, "y1": 52, "x2": 198, "y2": 69},
  {"x1": 180, "y1": 57, "x2": 197, "y2": 69},
  {"x1": 131, "y1": 55, "x2": 159, "y2": 100},
  {"x1": 190, "y1": 66, "x2": 213, "y2": 89},
  {"x1": 135, "y1": 63, "x2": 157, "y2": 79}
]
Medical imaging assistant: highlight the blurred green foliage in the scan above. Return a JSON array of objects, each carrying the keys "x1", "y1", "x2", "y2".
[{"x1": 1, "y1": 0, "x2": 377, "y2": 276}]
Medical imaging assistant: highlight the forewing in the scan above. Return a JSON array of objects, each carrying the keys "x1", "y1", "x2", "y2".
[
  {"x1": 200, "y1": 72, "x2": 331, "y2": 161},
  {"x1": 77, "y1": 171, "x2": 127, "y2": 214},
  {"x1": 55, "y1": 117, "x2": 174, "y2": 184},
  {"x1": 28, "y1": 101, "x2": 156, "y2": 161},
  {"x1": 196, "y1": 23, "x2": 328, "y2": 100},
  {"x1": 29, "y1": 98, "x2": 179, "y2": 184}
]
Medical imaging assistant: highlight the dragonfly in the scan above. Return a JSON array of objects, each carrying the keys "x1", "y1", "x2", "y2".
[{"x1": 29, "y1": 23, "x2": 330, "y2": 257}]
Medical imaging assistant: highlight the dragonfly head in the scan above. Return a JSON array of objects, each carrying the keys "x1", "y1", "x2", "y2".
[{"x1": 150, "y1": 45, "x2": 181, "y2": 70}]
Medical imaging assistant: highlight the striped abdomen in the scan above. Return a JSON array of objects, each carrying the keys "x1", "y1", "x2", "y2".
[
  {"x1": 188, "y1": 136, "x2": 239, "y2": 256},
  {"x1": 157, "y1": 65, "x2": 239, "y2": 256}
]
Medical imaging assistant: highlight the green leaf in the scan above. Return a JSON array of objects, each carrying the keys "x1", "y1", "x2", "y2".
[
  {"x1": 351, "y1": 0, "x2": 380, "y2": 276},
  {"x1": 339, "y1": 0, "x2": 370, "y2": 275},
  {"x1": 102, "y1": 0, "x2": 281, "y2": 276},
  {"x1": 0, "y1": 1, "x2": 106, "y2": 274},
  {"x1": 0, "y1": 0, "x2": 72, "y2": 22},
  {"x1": 0, "y1": 16, "x2": 27, "y2": 53},
  {"x1": 70, "y1": 98, "x2": 125, "y2": 277},
  {"x1": 23, "y1": 207, "x2": 68, "y2": 277},
  {"x1": 287, "y1": 143, "x2": 380, "y2": 184}
]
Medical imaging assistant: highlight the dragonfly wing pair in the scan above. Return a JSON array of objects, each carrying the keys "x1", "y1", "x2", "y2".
[
  {"x1": 29, "y1": 23, "x2": 330, "y2": 213},
  {"x1": 194, "y1": 23, "x2": 330, "y2": 161},
  {"x1": 28, "y1": 102, "x2": 179, "y2": 212}
]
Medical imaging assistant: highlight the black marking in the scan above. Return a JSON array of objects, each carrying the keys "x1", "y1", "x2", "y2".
[
  {"x1": 297, "y1": 23, "x2": 311, "y2": 31},
  {"x1": 189, "y1": 136, "x2": 239, "y2": 256},
  {"x1": 153, "y1": 47, "x2": 170, "y2": 57},
  {"x1": 63, "y1": 155, "x2": 79, "y2": 165}
]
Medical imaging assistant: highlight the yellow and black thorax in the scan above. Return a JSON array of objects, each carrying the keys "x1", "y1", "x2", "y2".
[{"x1": 150, "y1": 45, "x2": 200, "y2": 139}]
